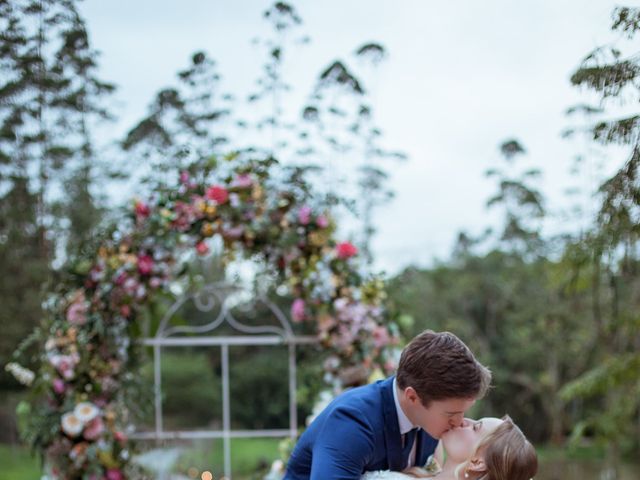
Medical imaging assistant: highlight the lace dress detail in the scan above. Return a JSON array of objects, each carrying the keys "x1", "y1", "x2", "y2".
[{"x1": 360, "y1": 454, "x2": 442, "y2": 479}]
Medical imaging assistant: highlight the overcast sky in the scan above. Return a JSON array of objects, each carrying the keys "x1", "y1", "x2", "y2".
[{"x1": 78, "y1": 0, "x2": 628, "y2": 275}]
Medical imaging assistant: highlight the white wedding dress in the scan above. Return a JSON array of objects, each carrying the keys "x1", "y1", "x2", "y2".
[{"x1": 361, "y1": 471, "x2": 416, "y2": 480}]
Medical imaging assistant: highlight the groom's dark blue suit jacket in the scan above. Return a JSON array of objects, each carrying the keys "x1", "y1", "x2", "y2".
[{"x1": 284, "y1": 376, "x2": 438, "y2": 479}]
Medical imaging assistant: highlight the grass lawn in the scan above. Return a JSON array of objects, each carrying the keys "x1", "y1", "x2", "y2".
[
  {"x1": 0, "y1": 437, "x2": 282, "y2": 480},
  {"x1": 0, "y1": 443, "x2": 42, "y2": 480},
  {"x1": 175, "y1": 437, "x2": 281, "y2": 479}
]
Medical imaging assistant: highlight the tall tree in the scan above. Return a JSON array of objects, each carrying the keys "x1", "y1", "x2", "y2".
[
  {"x1": 122, "y1": 51, "x2": 231, "y2": 190},
  {"x1": 560, "y1": 5, "x2": 640, "y2": 468},
  {"x1": 0, "y1": 0, "x2": 114, "y2": 384},
  {"x1": 300, "y1": 44, "x2": 405, "y2": 268},
  {"x1": 484, "y1": 139, "x2": 546, "y2": 257},
  {"x1": 0, "y1": 176, "x2": 48, "y2": 388}
]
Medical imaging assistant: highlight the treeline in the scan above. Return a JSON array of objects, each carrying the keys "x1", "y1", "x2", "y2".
[{"x1": 388, "y1": 6, "x2": 640, "y2": 462}]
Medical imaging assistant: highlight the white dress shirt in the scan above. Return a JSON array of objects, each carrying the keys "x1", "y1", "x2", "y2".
[{"x1": 392, "y1": 377, "x2": 418, "y2": 468}]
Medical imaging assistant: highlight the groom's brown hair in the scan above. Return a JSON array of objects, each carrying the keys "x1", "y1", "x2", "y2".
[{"x1": 396, "y1": 330, "x2": 491, "y2": 405}]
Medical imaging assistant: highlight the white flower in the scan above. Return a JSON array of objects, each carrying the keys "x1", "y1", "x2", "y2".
[
  {"x1": 45, "y1": 338, "x2": 56, "y2": 351},
  {"x1": 264, "y1": 459, "x2": 285, "y2": 480},
  {"x1": 306, "y1": 390, "x2": 335, "y2": 426},
  {"x1": 74, "y1": 402, "x2": 100, "y2": 423},
  {"x1": 61, "y1": 412, "x2": 83, "y2": 437},
  {"x1": 4, "y1": 362, "x2": 35, "y2": 386}
]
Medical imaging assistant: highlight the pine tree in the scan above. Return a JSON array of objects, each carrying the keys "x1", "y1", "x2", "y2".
[
  {"x1": 0, "y1": 0, "x2": 114, "y2": 386},
  {"x1": 484, "y1": 139, "x2": 546, "y2": 257},
  {"x1": 122, "y1": 50, "x2": 231, "y2": 189},
  {"x1": 0, "y1": 176, "x2": 48, "y2": 388},
  {"x1": 560, "y1": 5, "x2": 640, "y2": 465},
  {"x1": 300, "y1": 44, "x2": 405, "y2": 268}
]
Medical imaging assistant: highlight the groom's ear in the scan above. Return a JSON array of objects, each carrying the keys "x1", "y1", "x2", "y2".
[{"x1": 404, "y1": 386, "x2": 420, "y2": 404}]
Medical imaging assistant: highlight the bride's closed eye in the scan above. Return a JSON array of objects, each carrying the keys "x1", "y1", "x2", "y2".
[{"x1": 473, "y1": 421, "x2": 483, "y2": 432}]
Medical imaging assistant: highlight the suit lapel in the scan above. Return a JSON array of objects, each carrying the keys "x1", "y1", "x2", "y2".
[{"x1": 380, "y1": 376, "x2": 404, "y2": 471}]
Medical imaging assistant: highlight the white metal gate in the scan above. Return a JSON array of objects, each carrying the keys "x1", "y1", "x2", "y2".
[{"x1": 131, "y1": 281, "x2": 315, "y2": 479}]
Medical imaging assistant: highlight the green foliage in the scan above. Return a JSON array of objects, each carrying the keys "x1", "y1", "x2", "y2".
[
  {"x1": 612, "y1": 7, "x2": 640, "y2": 36},
  {"x1": 141, "y1": 347, "x2": 305, "y2": 431},
  {"x1": 141, "y1": 350, "x2": 221, "y2": 429},
  {"x1": 0, "y1": 176, "x2": 48, "y2": 389},
  {"x1": 484, "y1": 139, "x2": 546, "y2": 257},
  {"x1": 0, "y1": 0, "x2": 114, "y2": 393},
  {"x1": 561, "y1": 353, "x2": 640, "y2": 400},
  {"x1": 561, "y1": 5, "x2": 640, "y2": 459},
  {"x1": 592, "y1": 115, "x2": 640, "y2": 145},
  {"x1": 229, "y1": 347, "x2": 290, "y2": 429},
  {"x1": 571, "y1": 62, "x2": 640, "y2": 98}
]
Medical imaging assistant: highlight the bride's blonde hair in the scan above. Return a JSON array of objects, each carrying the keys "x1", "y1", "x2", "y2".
[{"x1": 454, "y1": 415, "x2": 537, "y2": 480}]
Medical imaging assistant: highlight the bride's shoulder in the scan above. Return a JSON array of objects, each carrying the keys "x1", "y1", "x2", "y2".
[{"x1": 361, "y1": 471, "x2": 414, "y2": 480}]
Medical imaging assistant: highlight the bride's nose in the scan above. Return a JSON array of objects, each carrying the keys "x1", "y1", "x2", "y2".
[
  {"x1": 459, "y1": 418, "x2": 474, "y2": 428},
  {"x1": 448, "y1": 416, "x2": 467, "y2": 429}
]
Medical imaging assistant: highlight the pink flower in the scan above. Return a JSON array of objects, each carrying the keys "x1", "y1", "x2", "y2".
[
  {"x1": 171, "y1": 201, "x2": 199, "y2": 231},
  {"x1": 67, "y1": 300, "x2": 88, "y2": 326},
  {"x1": 120, "y1": 304, "x2": 131, "y2": 318},
  {"x1": 149, "y1": 277, "x2": 162, "y2": 289},
  {"x1": 134, "y1": 200, "x2": 150, "y2": 219},
  {"x1": 50, "y1": 354, "x2": 78, "y2": 380},
  {"x1": 114, "y1": 431, "x2": 127, "y2": 444},
  {"x1": 316, "y1": 215, "x2": 329, "y2": 229},
  {"x1": 232, "y1": 173, "x2": 253, "y2": 188},
  {"x1": 291, "y1": 298, "x2": 306, "y2": 323},
  {"x1": 205, "y1": 185, "x2": 229, "y2": 204},
  {"x1": 224, "y1": 225, "x2": 244, "y2": 239},
  {"x1": 196, "y1": 241, "x2": 210, "y2": 256},
  {"x1": 298, "y1": 205, "x2": 312, "y2": 225},
  {"x1": 83, "y1": 417, "x2": 105, "y2": 441},
  {"x1": 384, "y1": 359, "x2": 397, "y2": 374},
  {"x1": 137, "y1": 255, "x2": 154, "y2": 276},
  {"x1": 114, "y1": 272, "x2": 128, "y2": 286},
  {"x1": 336, "y1": 241, "x2": 358, "y2": 259},
  {"x1": 88, "y1": 263, "x2": 104, "y2": 284},
  {"x1": 179, "y1": 170, "x2": 190, "y2": 185},
  {"x1": 123, "y1": 277, "x2": 139, "y2": 295},
  {"x1": 106, "y1": 468, "x2": 124, "y2": 480},
  {"x1": 372, "y1": 325, "x2": 391, "y2": 348},
  {"x1": 53, "y1": 378, "x2": 66, "y2": 395}
]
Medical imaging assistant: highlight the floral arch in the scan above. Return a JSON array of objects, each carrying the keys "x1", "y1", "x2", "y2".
[{"x1": 14, "y1": 154, "x2": 400, "y2": 479}]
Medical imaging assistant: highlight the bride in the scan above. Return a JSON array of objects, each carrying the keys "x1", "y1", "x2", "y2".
[{"x1": 361, "y1": 415, "x2": 537, "y2": 480}]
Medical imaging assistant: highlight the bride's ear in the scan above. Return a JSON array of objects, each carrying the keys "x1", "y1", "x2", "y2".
[{"x1": 466, "y1": 455, "x2": 487, "y2": 476}]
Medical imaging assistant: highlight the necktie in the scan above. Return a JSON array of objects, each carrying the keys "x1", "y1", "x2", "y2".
[{"x1": 401, "y1": 428, "x2": 418, "y2": 466}]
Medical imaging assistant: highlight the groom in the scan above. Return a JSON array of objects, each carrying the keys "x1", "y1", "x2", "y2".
[{"x1": 284, "y1": 330, "x2": 492, "y2": 479}]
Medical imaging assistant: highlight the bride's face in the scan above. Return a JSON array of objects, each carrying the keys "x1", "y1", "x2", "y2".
[{"x1": 441, "y1": 417, "x2": 503, "y2": 462}]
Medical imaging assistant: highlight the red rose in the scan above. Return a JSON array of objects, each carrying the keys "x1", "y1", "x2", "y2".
[
  {"x1": 137, "y1": 255, "x2": 154, "y2": 275},
  {"x1": 336, "y1": 241, "x2": 358, "y2": 259},
  {"x1": 205, "y1": 185, "x2": 229, "y2": 204},
  {"x1": 134, "y1": 200, "x2": 150, "y2": 219},
  {"x1": 196, "y1": 241, "x2": 210, "y2": 256}
]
